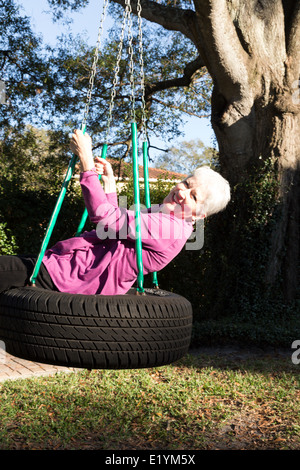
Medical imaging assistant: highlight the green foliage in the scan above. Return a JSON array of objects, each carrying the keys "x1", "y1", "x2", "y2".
[
  {"x1": 46, "y1": 0, "x2": 89, "y2": 21},
  {"x1": 0, "y1": 126, "x2": 87, "y2": 254},
  {"x1": 0, "y1": 184, "x2": 85, "y2": 255},
  {"x1": 0, "y1": 126, "x2": 71, "y2": 192},
  {"x1": 0, "y1": 223, "x2": 18, "y2": 255},
  {"x1": 0, "y1": 1, "x2": 53, "y2": 133},
  {"x1": 157, "y1": 157, "x2": 299, "y2": 347}
]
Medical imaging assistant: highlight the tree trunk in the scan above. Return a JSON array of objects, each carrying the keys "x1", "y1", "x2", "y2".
[
  {"x1": 212, "y1": 88, "x2": 300, "y2": 301},
  {"x1": 265, "y1": 113, "x2": 300, "y2": 300}
]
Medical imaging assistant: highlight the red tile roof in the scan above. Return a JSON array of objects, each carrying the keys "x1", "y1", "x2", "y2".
[{"x1": 109, "y1": 159, "x2": 187, "y2": 181}]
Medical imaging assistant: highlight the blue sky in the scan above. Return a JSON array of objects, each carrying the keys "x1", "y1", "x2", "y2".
[{"x1": 18, "y1": 0, "x2": 215, "y2": 149}]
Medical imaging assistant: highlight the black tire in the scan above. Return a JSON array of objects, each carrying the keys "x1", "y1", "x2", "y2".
[{"x1": 0, "y1": 286, "x2": 193, "y2": 369}]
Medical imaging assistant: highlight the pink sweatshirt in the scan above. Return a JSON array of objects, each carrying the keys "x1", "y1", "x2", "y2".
[{"x1": 42, "y1": 170, "x2": 193, "y2": 295}]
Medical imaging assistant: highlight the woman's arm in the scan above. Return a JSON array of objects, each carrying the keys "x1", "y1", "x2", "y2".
[{"x1": 70, "y1": 129, "x2": 119, "y2": 219}]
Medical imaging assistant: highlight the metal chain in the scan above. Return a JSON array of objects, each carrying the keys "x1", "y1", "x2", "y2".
[
  {"x1": 137, "y1": 0, "x2": 147, "y2": 141},
  {"x1": 92, "y1": 0, "x2": 147, "y2": 142},
  {"x1": 126, "y1": 0, "x2": 137, "y2": 123},
  {"x1": 105, "y1": 3, "x2": 130, "y2": 142},
  {"x1": 82, "y1": 0, "x2": 109, "y2": 130}
]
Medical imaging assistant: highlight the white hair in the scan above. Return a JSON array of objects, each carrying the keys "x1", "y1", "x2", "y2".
[{"x1": 190, "y1": 166, "x2": 231, "y2": 217}]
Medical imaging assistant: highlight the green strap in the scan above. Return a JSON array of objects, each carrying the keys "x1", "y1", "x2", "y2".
[
  {"x1": 30, "y1": 124, "x2": 86, "y2": 285},
  {"x1": 142, "y1": 140, "x2": 158, "y2": 288},
  {"x1": 131, "y1": 122, "x2": 144, "y2": 294},
  {"x1": 75, "y1": 143, "x2": 108, "y2": 237}
]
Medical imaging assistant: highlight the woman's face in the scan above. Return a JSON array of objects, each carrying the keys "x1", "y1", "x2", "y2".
[{"x1": 163, "y1": 176, "x2": 206, "y2": 221}]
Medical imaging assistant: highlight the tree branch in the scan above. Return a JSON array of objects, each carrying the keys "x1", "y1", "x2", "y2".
[
  {"x1": 111, "y1": 0, "x2": 199, "y2": 43},
  {"x1": 193, "y1": 0, "x2": 251, "y2": 101},
  {"x1": 192, "y1": 0, "x2": 257, "y2": 124},
  {"x1": 145, "y1": 55, "x2": 205, "y2": 96}
]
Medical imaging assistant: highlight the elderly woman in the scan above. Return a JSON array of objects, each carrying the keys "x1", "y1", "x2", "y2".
[{"x1": 0, "y1": 130, "x2": 230, "y2": 295}]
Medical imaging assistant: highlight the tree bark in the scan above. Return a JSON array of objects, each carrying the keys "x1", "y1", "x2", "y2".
[{"x1": 265, "y1": 112, "x2": 300, "y2": 300}]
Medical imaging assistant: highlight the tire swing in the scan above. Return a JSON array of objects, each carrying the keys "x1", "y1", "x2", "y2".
[{"x1": 0, "y1": 0, "x2": 193, "y2": 370}]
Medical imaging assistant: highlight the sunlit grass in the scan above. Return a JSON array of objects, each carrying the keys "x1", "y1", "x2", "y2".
[{"x1": 0, "y1": 352, "x2": 299, "y2": 450}]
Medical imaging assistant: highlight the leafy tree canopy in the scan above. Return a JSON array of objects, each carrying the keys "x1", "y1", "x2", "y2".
[{"x1": 1, "y1": 0, "x2": 212, "y2": 162}]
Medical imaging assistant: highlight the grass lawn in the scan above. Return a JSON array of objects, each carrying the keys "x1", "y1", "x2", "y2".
[{"x1": 0, "y1": 347, "x2": 299, "y2": 450}]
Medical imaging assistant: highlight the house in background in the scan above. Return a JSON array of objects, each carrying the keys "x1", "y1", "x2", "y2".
[{"x1": 109, "y1": 158, "x2": 187, "y2": 188}]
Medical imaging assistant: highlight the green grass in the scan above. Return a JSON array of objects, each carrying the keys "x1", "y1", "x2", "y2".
[{"x1": 0, "y1": 351, "x2": 299, "y2": 450}]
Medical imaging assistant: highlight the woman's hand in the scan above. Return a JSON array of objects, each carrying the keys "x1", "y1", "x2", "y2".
[
  {"x1": 94, "y1": 157, "x2": 114, "y2": 181},
  {"x1": 94, "y1": 157, "x2": 116, "y2": 193},
  {"x1": 70, "y1": 129, "x2": 94, "y2": 172}
]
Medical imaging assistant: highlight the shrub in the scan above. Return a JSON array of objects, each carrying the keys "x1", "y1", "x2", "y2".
[{"x1": 0, "y1": 222, "x2": 18, "y2": 255}]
